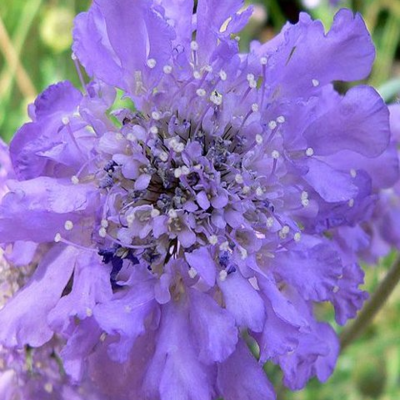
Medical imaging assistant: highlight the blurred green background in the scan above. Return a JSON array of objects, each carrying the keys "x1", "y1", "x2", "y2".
[{"x1": 0, "y1": 0, "x2": 399, "y2": 399}]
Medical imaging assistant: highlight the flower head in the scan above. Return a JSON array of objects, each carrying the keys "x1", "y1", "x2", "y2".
[{"x1": 0, "y1": 1, "x2": 398, "y2": 399}]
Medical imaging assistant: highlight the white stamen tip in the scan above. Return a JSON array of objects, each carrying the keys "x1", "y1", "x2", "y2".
[
  {"x1": 54, "y1": 233, "x2": 62, "y2": 243},
  {"x1": 151, "y1": 209, "x2": 160, "y2": 218},
  {"x1": 312, "y1": 79, "x2": 320, "y2": 87},
  {"x1": 348, "y1": 198, "x2": 354, "y2": 207},
  {"x1": 219, "y1": 241, "x2": 230, "y2": 251},
  {"x1": 115, "y1": 132, "x2": 124, "y2": 141},
  {"x1": 210, "y1": 92, "x2": 223, "y2": 106},
  {"x1": 239, "y1": 247, "x2": 248, "y2": 259},
  {"x1": 267, "y1": 217, "x2": 274, "y2": 228},
  {"x1": 190, "y1": 41, "x2": 199, "y2": 51},
  {"x1": 249, "y1": 80, "x2": 257, "y2": 89},
  {"x1": 151, "y1": 111, "x2": 161, "y2": 120},
  {"x1": 301, "y1": 198, "x2": 310, "y2": 207},
  {"x1": 62, "y1": 117, "x2": 70, "y2": 125},
  {"x1": 196, "y1": 88, "x2": 206, "y2": 97},
  {"x1": 64, "y1": 220, "x2": 74, "y2": 231},
  {"x1": 168, "y1": 209, "x2": 178, "y2": 219},
  {"x1": 101, "y1": 219, "x2": 109, "y2": 228},
  {"x1": 127, "y1": 133, "x2": 136, "y2": 141},
  {"x1": 277, "y1": 115, "x2": 285, "y2": 123},
  {"x1": 333, "y1": 286, "x2": 340, "y2": 293},
  {"x1": 242, "y1": 185, "x2": 251, "y2": 194},
  {"x1": 268, "y1": 120, "x2": 277, "y2": 130},
  {"x1": 71, "y1": 175, "x2": 79, "y2": 185},
  {"x1": 208, "y1": 235, "x2": 218, "y2": 245},
  {"x1": 256, "y1": 187, "x2": 264, "y2": 197},
  {"x1": 205, "y1": 65, "x2": 213, "y2": 72},
  {"x1": 174, "y1": 168, "x2": 182, "y2": 178},
  {"x1": 255, "y1": 134, "x2": 263, "y2": 145},
  {"x1": 163, "y1": 65, "x2": 172, "y2": 74},
  {"x1": 247, "y1": 74, "x2": 255, "y2": 82},
  {"x1": 44, "y1": 383, "x2": 53, "y2": 394},
  {"x1": 305, "y1": 147, "x2": 314, "y2": 157},
  {"x1": 86, "y1": 307, "x2": 93, "y2": 317},
  {"x1": 219, "y1": 70, "x2": 227, "y2": 81},
  {"x1": 159, "y1": 151, "x2": 169, "y2": 162},
  {"x1": 271, "y1": 150, "x2": 280, "y2": 159},
  {"x1": 260, "y1": 56, "x2": 268, "y2": 65},
  {"x1": 350, "y1": 169, "x2": 357, "y2": 178},
  {"x1": 193, "y1": 71, "x2": 201, "y2": 80},
  {"x1": 150, "y1": 126, "x2": 159, "y2": 135},
  {"x1": 235, "y1": 174, "x2": 244, "y2": 184},
  {"x1": 147, "y1": 58, "x2": 157, "y2": 68},
  {"x1": 294, "y1": 232, "x2": 301, "y2": 242},
  {"x1": 219, "y1": 270, "x2": 228, "y2": 281},
  {"x1": 99, "y1": 227, "x2": 107, "y2": 238},
  {"x1": 251, "y1": 103, "x2": 259, "y2": 113}
]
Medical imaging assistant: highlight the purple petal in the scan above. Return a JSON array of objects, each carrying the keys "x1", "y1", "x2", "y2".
[
  {"x1": 0, "y1": 245, "x2": 77, "y2": 347},
  {"x1": 185, "y1": 247, "x2": 216, "y2": 286},
  {"x1": 218, "y1": 272, "x2": 265, "y2": 332}
]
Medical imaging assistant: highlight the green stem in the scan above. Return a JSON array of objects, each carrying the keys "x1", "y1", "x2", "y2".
[{"x1": 340, "y1": 255, "x2": 400, "y2": 350}]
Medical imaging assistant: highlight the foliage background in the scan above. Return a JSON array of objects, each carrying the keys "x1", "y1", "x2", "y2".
[{"x1": 0, "y1": 0, "x2": 399, "y2": 399}]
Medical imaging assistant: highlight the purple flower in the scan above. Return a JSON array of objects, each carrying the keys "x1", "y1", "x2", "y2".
[{"x1": 0, "y1": 1, "x2": 398, "y2": 399}]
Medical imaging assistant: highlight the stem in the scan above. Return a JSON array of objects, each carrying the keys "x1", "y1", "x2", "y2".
[
  {"x1": 0, "y1": 14, "x2": 36, "y2": 99},
  {"x1": 340, "y1": 255, "x2": 400, "y2": 350}
]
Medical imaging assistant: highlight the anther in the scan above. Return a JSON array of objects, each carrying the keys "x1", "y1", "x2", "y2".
[
  {"x1": 151, "y1": 209, "x2": 160, "y2": 218},
  {"x1": 147, "y1": 58, "x2": 157, "y2": 68},
  {"x1": 208, "y1": 235, "x2": 218, "y2": 245},
  {"x1": 159, "y1": 151, "x2": 169, "y2": 162},
  {"x1": 54, "y1": 233, "x2": 62, "y2": 243},
  {"x1": 255, "y1": 134, "x2": 263, "y2": 145},
  {"x1": 312, "y1": 79, "x2": 320, "y2": 87},
  {"x1": 235, "y1": 174, "x2": 244, "y2": 184},
  {"x1": 168, "y1": 209, "x2": 178, "y2": 219},
  {"x1": 151, "y1": 111, "x2": 161, "y2": 120},
  {"x1": 196, "y1": 88, "x2": 206, "y2": 97},
  {"x1": 71, "y1": 175, "x2": 80, "y2": 185},
  {"x1": 277, "y1": 116, "x2": 285, "y2": 123},
  {"x1": 268, "y1": 121, "x2": 277, "y2": 130},
  {"x1": 267, "y1": 217, "x2": 274, "y2": 228},
  {"x1": 99, "y1": 227, "x2": 107, "y2": 238},
  {"x1": 150, "y1": 126, "x2": 159, "y2": 135},
  {"x1": 64, "y1": 220, "x2": 74, "y2": 231},
  {"x1": 219, "y1": 70, "x2": 227, "y2": 81},
  {"x1": 163, "y1": 65, "x2": 172, "y2": 74},
  {"x1": 305, "y1": 147, "x2": 314, "y2": 157},
  {"x1": 271, "y1": 150, "x2": 280, "y2": 159},
  {"x1": 219, "y1": 270, "x2": 228, "y2": 281}
]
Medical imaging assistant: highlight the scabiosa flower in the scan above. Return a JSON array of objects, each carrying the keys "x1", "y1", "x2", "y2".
[{"x1": 0, "y1": 1, "x2": 398, "y2": 399}]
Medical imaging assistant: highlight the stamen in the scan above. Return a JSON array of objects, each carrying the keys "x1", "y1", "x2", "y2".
[
  {"x1": 163, "y1": 65, "x2": 173, "y2": 74},
  {"x1": 305, "y1": 147, "x2": 314, "y2": 157},
  {"x1": 64, "y1": 221, "x2": 74, "y2": 231},
  {"x1": 147, "y1": 58, "x2": 157, "y2": 68}
]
